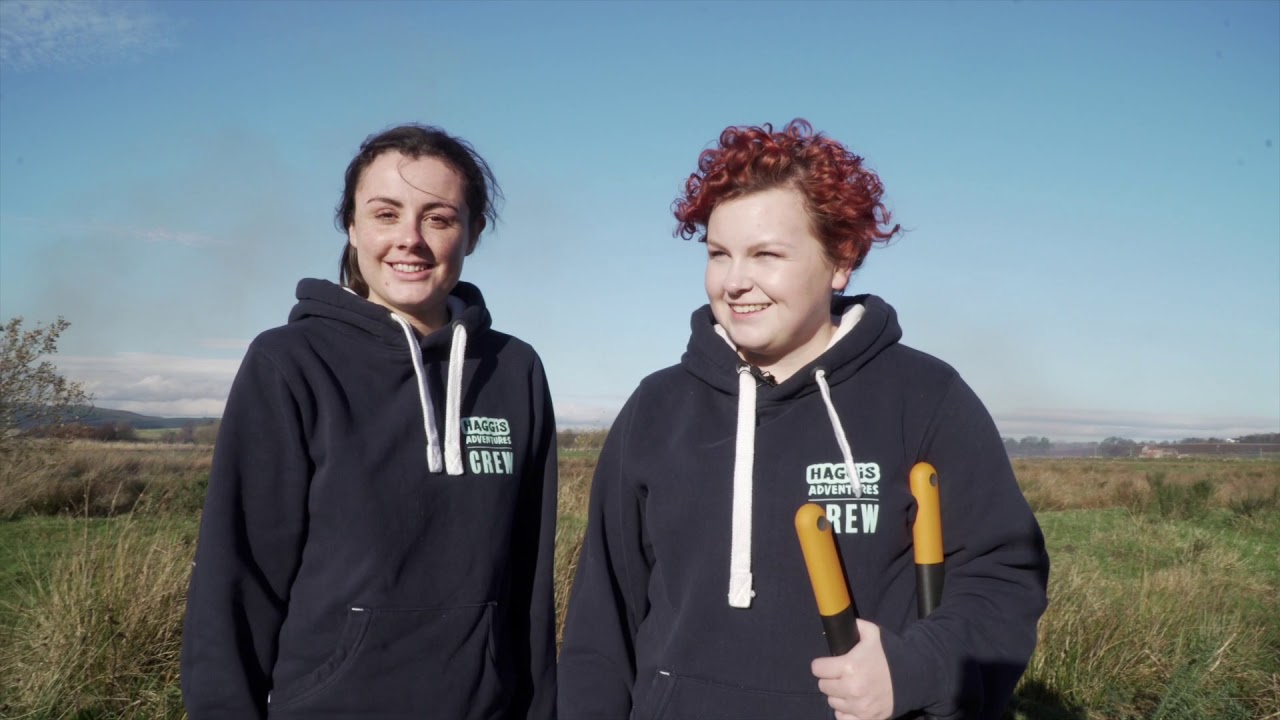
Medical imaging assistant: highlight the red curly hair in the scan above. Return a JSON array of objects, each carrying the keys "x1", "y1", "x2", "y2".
[{"x1": 673, "y1": 119, "x2": 900, "y2": 271}]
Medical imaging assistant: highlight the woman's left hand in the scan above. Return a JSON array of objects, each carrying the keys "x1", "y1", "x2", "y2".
[{"x1": 811, "y1": 619, "x2": 895, "y2": 720}]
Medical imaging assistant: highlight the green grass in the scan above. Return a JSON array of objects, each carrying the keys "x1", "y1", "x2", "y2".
[
  {"x1": 1, "y1": 450, "x2": 1277, "y2": 720},
  {"x1": 132, "y1": 428, "x2": 174, "y2": 440},
  {"x1": 0, "y1": 514, "x2": 199, "y2": 719},
  {"x1": 0, "y1": 515, "x2": 199, "y2": 621},
  {"x1": 1021, "y1": 507, "x2": 1280, "y2": 719}
]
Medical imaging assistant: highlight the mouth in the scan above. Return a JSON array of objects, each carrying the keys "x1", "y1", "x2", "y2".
[
  {"x1": 389, "y1": 262, "x2": 433, "y2": 274},
  {"x1": 729, "y1": 303, "x2": 770, "y2": 315}
]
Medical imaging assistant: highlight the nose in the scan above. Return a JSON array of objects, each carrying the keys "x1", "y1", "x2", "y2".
[
  {"x1": 398, "y1": 222, "x2": 427, "y2": 249},
  {"x1": 723, "y1": 259, "x2": 752, "y2": 296}
]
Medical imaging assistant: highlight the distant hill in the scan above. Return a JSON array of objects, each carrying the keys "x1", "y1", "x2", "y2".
[
  {"x1": 79, "y1": 407, "x2": 217, "y2": 430},
  {"x1": 17, "y1": 406, "x2": 219, "y2": 431}
]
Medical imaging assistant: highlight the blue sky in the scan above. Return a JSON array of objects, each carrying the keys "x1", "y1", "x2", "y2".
[{"x1": 1, "y1": 0, "x2": 1277, "y2": 442}]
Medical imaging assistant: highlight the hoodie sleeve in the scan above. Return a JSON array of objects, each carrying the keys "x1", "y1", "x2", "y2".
[
  {"x1": 557, "y1": 392, "x2": 650, "y2": 719},
  {"x1": 180, "y1": 343, "x2": 311, "y2": 719},
  {"x1": 507, "y1": 355, "x2": 560, "y2": 720},
  {"x1": 879, "y1": 376, "x2": 1050, "y2": 720}
]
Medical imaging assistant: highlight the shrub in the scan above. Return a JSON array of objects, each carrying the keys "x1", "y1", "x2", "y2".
[
  {"x1": 0, "y1": 517, "x2": 194, "y2": 719},
  {"x1": 1146, "y1": 472, "x2": 1214, "y2": 521},
  {"x1": 1227, "y1": 486, "x2": 1280, "y2": 519}
]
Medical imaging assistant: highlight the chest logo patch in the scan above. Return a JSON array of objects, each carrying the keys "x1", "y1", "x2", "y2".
[
  {"x1": 805, "y1": 461, "x2": 881, "y2": 535},
  {"x1": 463, "y1": 416, "x2": 514, "y2": 475}
]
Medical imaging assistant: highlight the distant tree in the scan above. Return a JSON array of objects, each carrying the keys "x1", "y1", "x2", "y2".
[
  {"x1": 1098, "y1": 436, "x2": 1138, "y2": 458},
  {"x1": 93, "y1": 422, "x2": 137, "y2": 442},
  {"x1": 1017, "y1": 436, "x2": 1052, "y2": 457},
  {"x1": 0, "y1": 317, "x2": 91, "y2": 459},
  {"x1": 1236, "y1": 432, "x2": 1280, "y2": 443},
  {"x1": 558, "y1": 430, "x2": 579, "y2": 449},
  {"x1": 194, "y1": 420, "x2": 220, "y2": 445}
]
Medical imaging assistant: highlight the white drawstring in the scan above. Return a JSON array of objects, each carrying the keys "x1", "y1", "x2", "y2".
[
  {"x1": 717, "y1": 304, "x2": 864, "y2": 608},
  {"x1": 390, "y1": 314, "x2": 466, "y2": 476},
  {"x1": 814, "y1": 368, "x2": 862, "y2": 499},
  {"x1": 444, "y1": 323, "x2": 467, "y2": 475},
  {"x1": 728, "y1": 365, "x2": 756, "y2": 608}
]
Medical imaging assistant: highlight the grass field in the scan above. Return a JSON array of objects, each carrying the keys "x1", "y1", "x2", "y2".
[{"x1": 0, "y1": 441, "x2": 1276, "y2": 719}]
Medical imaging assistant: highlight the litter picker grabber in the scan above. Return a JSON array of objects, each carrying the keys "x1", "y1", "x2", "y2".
[
  {"x1": 795, "y1": 503, "x2": 859, "y2": 655},
  {"x1": 909, "y1": 462, "x2": 944, "y2": 617}
]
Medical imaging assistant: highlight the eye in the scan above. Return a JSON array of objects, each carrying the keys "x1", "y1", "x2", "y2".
[
  {"x1": 708, "y1": 249, "x2": 727, "y2": 259},
  {"x1": 424, "y1": 214, "x2": 454, "y2": 228},
  {"x1": 374, "y1": 210, "x2": 397, "y2": 222}
]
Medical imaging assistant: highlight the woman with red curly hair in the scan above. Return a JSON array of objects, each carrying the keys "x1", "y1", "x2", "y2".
[{"x1": 559, "y1": 120, "x2": 1048, "y2": 720}]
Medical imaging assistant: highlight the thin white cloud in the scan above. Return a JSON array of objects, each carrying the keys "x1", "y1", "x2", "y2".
[
  {"x1": 136, "y1": 227, "x2": 213, "y2": 247},
  {"x1": 994, "y1": 408, "x2": 1279, "y2": 442},
  {"x1": 0, "y1": 0, "x2": 173, "y2": 72},
  {"x1": 54, "y1": 352, "x2": 240, "y2": 417},
  {"x1": 555, "y1": 400, "x2": 621, "y2": 429},
  {"x1": 197, "y1": 338, "x2": 252, "y2": 351},
  {"x1": 54, "y1": 353, "x2": 630, "y2": 424},
  {"x1": 43, "y1": 354, "x2": 1278, "y2": 442},
  {"x1": 0, "y1": 214, "x2": 216, "y2": 247}
]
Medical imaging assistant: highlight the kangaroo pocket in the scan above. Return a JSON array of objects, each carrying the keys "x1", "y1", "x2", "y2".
[
  {"x1": 269, "y1": 603, "x2": 508, "y2": 719},
  {"x1": 636, "y1": 669, "x2": 830, "y2": 720}
]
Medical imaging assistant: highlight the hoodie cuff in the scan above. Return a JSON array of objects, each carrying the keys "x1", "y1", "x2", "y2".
[{"x1": 879, "y1": 624, "x2": 948, "y2": 718}]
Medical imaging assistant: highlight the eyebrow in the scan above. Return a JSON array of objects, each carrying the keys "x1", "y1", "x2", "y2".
[
  {"x1": 705, "y1": 237, "x2": 789, "y2": 252},
  {"x1": 364, "y1": 196, "x2": 459, "y2": 212}
]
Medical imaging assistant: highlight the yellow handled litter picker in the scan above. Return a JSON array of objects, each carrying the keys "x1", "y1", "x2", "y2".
[
  {"x1": 796, "y1": 465, "x2": 946, "y2": 718},
  {"x1": 795, "y1": 503, "x2": 859, "y2": 655},
  {"x1": 909, "y1": 462, "x2": 944, "y2": 617},
  {"x1": 795, "y1": 462, "x2": 945, "y2": 651}
]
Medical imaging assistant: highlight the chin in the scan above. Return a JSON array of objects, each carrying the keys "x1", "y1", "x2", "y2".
[{"x1": 728, "y1": 335, "x2": 771, "y2": 358}]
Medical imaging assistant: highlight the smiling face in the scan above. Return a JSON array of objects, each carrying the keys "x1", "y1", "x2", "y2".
[
  {"x1": 348, "y1": 151, "x2": 481, "y2": 334},
  {"x1": 704, "y1": 185, "x2": 852, "y2": 382}
]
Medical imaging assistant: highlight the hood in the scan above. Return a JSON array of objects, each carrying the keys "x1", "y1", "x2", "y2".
[
  {"x1": 289, "y1": 278, "x2": 493, "y2": 351},
  {"x1": 287, "y1": 278, "x2": 493, "y2": 476},
  {"x1": 677, "y1": 294, "x2": 904, "y2": 609},
  {"x1": 679, "y1": 294, "x2": 902, "y2": 400}
]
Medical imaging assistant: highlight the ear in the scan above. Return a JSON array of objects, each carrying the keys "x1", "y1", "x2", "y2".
[
  {"x1": 465, "y1": 217, "x2": 485, "y2": 256},
  {"x1": 830, "y1": 262, "x2": 853, "y2": 293},
  {"x1": 348, "y1": 225, "x2": 359, "y2": 249}
]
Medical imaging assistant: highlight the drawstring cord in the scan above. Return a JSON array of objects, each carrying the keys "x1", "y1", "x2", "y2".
[
  {"x1": 728, "y1": 365, "x2": 757, "y2": 608},
  {"x1": 444, "y1": 323, "x2": 467, "y2": 475},
  {"x1": 719, "y1": 304, "x2": 865, "y2": 608},
  {"x1": 814, "y1": 368, "x2": 862, "y2": 498},
  {"x1": 390, "y1": 314, "x2": 466, "y2": 476}
]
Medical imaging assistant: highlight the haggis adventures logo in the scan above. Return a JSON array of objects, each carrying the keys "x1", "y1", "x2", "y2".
[
  {"x1": 463, "y1": 416, "x2": 514, "y2": 475},
  {"x1": 806, "y1": 461, "x2": 880, "y2": 535}
]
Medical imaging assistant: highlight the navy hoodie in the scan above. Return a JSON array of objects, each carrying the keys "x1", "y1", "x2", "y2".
[
  {"x1": 558, "y1": 295, "x2": 1048, "y2": 720},
  {"x1": 181, "y1": 279, "x2": 558, "y2": 720}
]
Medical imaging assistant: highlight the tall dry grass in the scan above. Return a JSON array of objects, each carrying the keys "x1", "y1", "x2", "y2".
[
  {"x1": 554, "y1": 449, "x2": 596, "y2": 647},
  {"x1": 0, "y1": 441, "x2": 212, "y2": 520},
  {"x1": 2, "y1": 438, "x2": 1277, "y2": 719},
  {"x1": 1015, "y1": 457, "x2": 1280, "y2": 513},
  {"x1": 1024, "y1": 513, "x2": 1280, "y2": 719},
  {"x1": 0, "y1": 516, "x2": 194, "y2": 719}
]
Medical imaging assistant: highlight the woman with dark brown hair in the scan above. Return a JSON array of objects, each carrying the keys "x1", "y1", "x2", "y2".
[{"x1": 182, "y1": 124, "x2": 558, "y2": 720}]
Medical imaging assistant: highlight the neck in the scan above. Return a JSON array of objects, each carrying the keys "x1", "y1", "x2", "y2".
[
  {"x1": 741, "y1": 319, "x2": 837, "y2": 383},
  {"x1": 394, "y1": 304, "x2": 449, "y2": 337}
]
